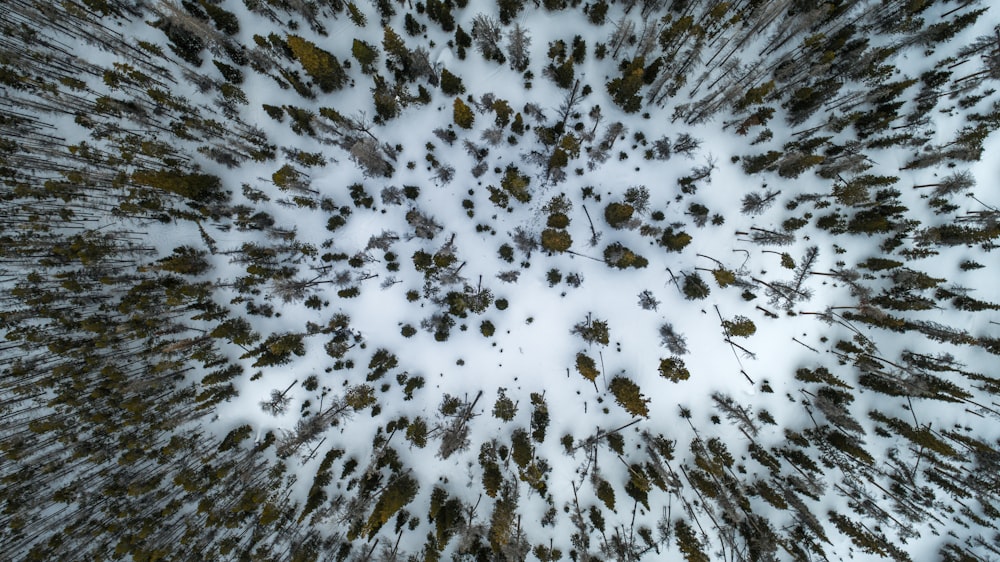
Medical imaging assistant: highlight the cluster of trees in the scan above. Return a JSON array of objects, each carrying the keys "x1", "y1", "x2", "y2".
[{"x1": 4, "y1": 0, "x2": 1000, "y2": 561}]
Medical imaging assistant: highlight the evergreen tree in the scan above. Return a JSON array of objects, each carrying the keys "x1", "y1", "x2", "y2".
[
  {"x1": 498, "y1": 0, "x2": 526, "y2": 25},
  {"x1": 682, "y1": 273, "x2": 711, "y2": 300},
  {"x1": 572, "y1": 314, "x2": 610, "y2": 346},
  {"x1": 606, "y1": 57, "x2": 646, "y2": 113},
  {"x1": 351, "y1": 39, "x2": 380, "y2": 74},
  {"x1": 609, "y1": 376, "x2": 650, "y2": 418},
  {"x1": 453, "y1": 97, "x2": 475, "y2": 129},
  {"x1": 439, "y1": 68, "x2": 465, "y2": 95},
  {"x1": 659, "y1": 356, "x2": 690, "y2": 383},
  {"x1": 286, "y1": 35, "x2": 347, "y2": 92}
]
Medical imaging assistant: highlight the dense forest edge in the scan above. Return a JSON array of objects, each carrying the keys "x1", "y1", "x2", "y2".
[{"x1": 3, "y1": 0, "x2": 1000, "y2": 560}]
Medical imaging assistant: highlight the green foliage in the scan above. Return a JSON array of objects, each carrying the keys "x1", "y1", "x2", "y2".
[
  {"x1": 603, "y1": 242, "x2": 648, "y2": 269},
  {"x1": 286, "y1": 35, "x2": 347, "y2": 92},
  {"x1": 795, "y1": 367, "x2": 852, "y2": 388},
  {"x1": 540, "y1": 229, "x2": 572, "y2": 253},
  {"x1": 722, "y1": 316, "x2": 756, "y2": 337},
  {"x1": 623, "y1": 462, "x2": 651, "y2": 508},
  {"x1": 682, "y1": 273, "x2": 710, "y2": 300},
  {"x1": 575, "y1": 352, "x2": 600, "y2": 382},
  {"x1": 346, "y1": 2, "x2": 367, "y2": 26},
  {"x1": 162, "y1": 21, "x2": 204, "y2": 66},
  {"x1": 345, "y1": 384, "x2": 376, "y2": 410},
  {"x1": 481, "y1": 458, "x2": 503, "y2": 499},
  {"x1": 609, "y1": 376, "x2": 650, "y2": 418},
  {"x1": 606, "y1": 57, "x2": 645, "y2": 113},
  {"x1": 300, "y1": 448, "x2": 343, "y2": 522},
  {"x1": 741, "y1": 151, "x2": 781, "y2": 174},
  {"x1": 488, "y1": 480, "x2": 520, "y2": 554},
  {"x1": 500, "y1": 166, "x2": 531, "y2": 203},
  {"x1": 604, "y1": 202, "x2": 634, "y2": 228},
  {"x1": 828, "y1": 511, "x2": 912, "y2": 561},
  {"x1": 492, "y1": 388, "x2": 517, "y2": 421},
  {"x1": 658, "y1": 356, "x2": 690, "y2": 383},
  {"x1": 453, "y1": 97, "x2": 474, "y2": 129},
  {"x1": 199, "y1": 0, "x2": 239, "y2": 35},
  {"x1": 213, "y1": 60, "x2": 243, "y2": 83},
  {"x1": 660, "y1": 228, "x2": 692, "y2": 252},
  {"x1": 546, "y1": 213, "x2": 570, "y2": 228},
  {"x1": 510, "y1": 428, "x2": 532, "y2": 468},
  {"x1": 367, "y1": 348, "x2": 398, "y2": 381},
  {"x1": 868, "y1": 411, "x2": 960, "y2": 458},
  {"x1": 529, "y1": 393, "x2": 549, "y2": 443},
  {"x1": 157, "y1": 246, "x2": 209, "y2": 275},
  {"x1": 711, "y1": 268, "x2": 737, "y2": 287},
  {"x1": 244, "y1": 332, "x2": 305, "y2": 367},
  {"x1": 596, "y1": 479, "x2": 615, "y2": 510},
  {"x1": 497, "y1": 0, "x2": 525, "y2": 24},
  {"x1": 218, "y1": 425, "x2": 253, "y2": 452},
  {"x1": 359, "y1": 474, "x2": 418, "y2": 540},
  {"x1": 405, "y1": 417, "x2": 428, "y2": 447},
  {"x1": 440, "y1": 68, "x2": 465, "y2": 96},
  {"x1": 588, "y1": 0, "x2": 608, "y2": 24},
  {"x1": 572, "y1": 316, "x2": 610, "y2": 346},
  {"x1": 131, "y1": 169, "x2": 224, "y2": 204},
  {"x1": 351, "y1": 39, "x2": 379, "y2": 74},
  {"x1": 859, "y1": 257, "x2": 903, "y2": 271},
  {"x1": 492, "y1": 99, "x2": 513, "y2": 127},
  {"x1": 674, "y1": 519, "x2": 710, "y2": 562}
]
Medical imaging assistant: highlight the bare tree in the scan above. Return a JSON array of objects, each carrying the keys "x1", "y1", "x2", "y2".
[
  {"x1": 673, "y1": 133, "x2": 702, "y2": 158},
  {"x1": 608, "y1": 16, "x2": 636, "y2": 59},
  {"x1": 405, "y1": 208, "x2": 443, "y2": 239},
  {"x1": 437, "y1": 391, "x2": 482, "y2": 459},
  {"x1": 913, "y1": 170, "x2": 975, "y2": 198},
  {"x1": 365, "y1": 230, "x2": 400, "y2": 251},
  {"x1": 349, "y1": 138, "x2": 394, "y2": 177},
  {"x1": 659, "y1": 322, "x2": 688, "y2": 355},
  {"x1": 260, "y1": 379, "x2": 298, "y2": 416},
  {"x1": 740, "y1": 190, "x2": 780, "y2": 215},
  {"x1": 472, "y1": 14, "x2": 505, "y2": 63},
  {"x1": 507, "y1": 23, "x2": 531, "y2": 72}
]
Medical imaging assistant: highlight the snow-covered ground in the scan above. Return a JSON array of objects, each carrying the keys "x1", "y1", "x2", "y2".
[{"x1": 4, "y1": 0, "x2": 1000, "y2": 559}]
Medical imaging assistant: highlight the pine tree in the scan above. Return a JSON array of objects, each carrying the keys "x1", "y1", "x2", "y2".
[
  {"x1": 492, "y1": 388, "x2": 517, "y2": 421},
  {"x1": 588, "y1": 0, "x2": 609, "y2": 25},
  {"x1": 575, "y1": 352, "x2": 600, "y2": 383},
  {"x1": 609, "y1": 376, "x2": 650, "y2": 418},
  {"x1": 606, "y1": 57, "x2": 645, "y2": 113},
  {"x1": 382, "y1": 25, "x2": 410, "y2": 77},
  {"x1": 658, "y1": 356, "x2": 690, "y2": 383},
  {"x1": 660, "y1": 228, "x2": 692, "y2": 252},
  {"x1": 603, "y1": 242, "x2": 648, "y2": 269},
  {"x1": 453, "y1": 97, "x2": 475, "y2": 129},
  {"x1": 498, "y1": 0, "x2": 526, "y2": 25},
  {"x1": 359, "y1": 474, "x2": 419, "y2": 540},
  {"x1": 351, "y1": 39, "x2": 379, "y2": 74},
  {"x1": 604, "y1": 202, "x2": 635, "y2": 228},
  {"x1": 572, "y1": 314, "x2": 610, "y2": 346},
  {"x1": 440, "y1": 68, "x2": 465, "y2": 95},
  {"x1": 286, "y1": 35, "x2": 347, "y2": 92},
  {"x1": 722, "y1": 316, "x2": 756, "y2": 337},
  {"x1": 682, "y1": 273, "x2": 711, "y2": 300}
]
